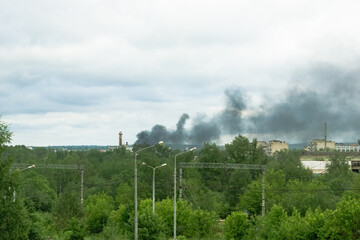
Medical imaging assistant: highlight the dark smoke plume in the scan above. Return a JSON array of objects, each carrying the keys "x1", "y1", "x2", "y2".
[
  {"x1": 218, "y1": 88, "x2": 245, "y2": 133},
  {"x1": 135, "y1": 63, "x2": 360, "y2": 145},
  {"x1": 134, "y1": 88, "x2": 246, "y2": 145},
  {"x1": 248, "y1": 63, "x2": 360, "y2": 142}
]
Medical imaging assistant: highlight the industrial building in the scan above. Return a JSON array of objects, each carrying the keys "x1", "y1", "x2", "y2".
[
  {"x1": 300, "y1": 152, "x2": 360, "y2": 174},
  {"x1": 257, "y1": 140, "x2": 289, "y2": 155},
  {"x1": 305, "y1": 139, "x2": 336, "y2": 151}
]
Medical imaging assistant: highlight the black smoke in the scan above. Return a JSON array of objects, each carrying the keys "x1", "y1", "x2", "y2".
[
  {"x1": 134, "y1": 88, "x2": 246, "y2": 145},
  {"x1": 248, "y1": 63, "x2": 360, "y2": 142},
  {"x1": 135, "y1": 63, "x2": 360, "y2": 145}
]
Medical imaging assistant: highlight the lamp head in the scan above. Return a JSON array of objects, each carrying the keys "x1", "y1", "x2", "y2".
[
  {"x1": 190, "y1": 147, "x2": 196, "y2": 151},
  {"x1": 161, "y1": 163, "x2": 167, "y2": 167},
  {"x1": 158, "y1": 141, "x2": 164, "y2": 146}
]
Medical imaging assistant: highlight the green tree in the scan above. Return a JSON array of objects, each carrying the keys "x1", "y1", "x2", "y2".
[
  {"x1": 268, "y1": 150, "x2": 313, "y2": 182},
  {"x1": 223, "y1": 211, "x2": 250, "y2": 240},
  {"x1": 280, "y1": 179, "x2": 334, "y2": 215},
  {"x1": 85, "y1": 193, "x2": 114, "y2": 234},
  {"x1": 224, "y1": 135, "x2": 267, "y2": 209},
  {"x1": 257, "y1": 204, "x2": 287, "y2": 239},
  {"x1": 320, "y1": 192, "x2": 360, "y2": 239},
  {"x1": 54, "y1": 190, "x2": 83, "y2": 229},
  {"x1": 0, "y1": 118, "x2": 30, "y2": 239},
  {"x1": 63, "y1": 217, "x2": 85, "y2": 240},
  {"x1": 186, "y1": 208, "x2": 217, "y2": 238},
  {"x1": 103, "y1": 204, "x2": 128, "y2": 237},
  {"x1": 126, "y1": 199, "x2": 165, "y2": 240},
  {"x1": 321, "y1": 153, "x2": 354, "y2": 197},
  {"x1": 21, "y1": 171, "x2": 56, "y2": 212},
  {"x1": 238, "y1": 169, "x2": 286, "y2": 216},
  {"x1": 115, "y1": 183, "x2": 133, "y2": 206}
]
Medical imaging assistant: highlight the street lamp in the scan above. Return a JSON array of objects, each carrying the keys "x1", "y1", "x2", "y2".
[
  {"x1": 19, "y1": 165, "x2": 35, "y2": 172},
  {"x1": 142, "y1": 162, "x2": 167, "y2": 214},
  {"x1": 14, "y1": 165, "x2": 36, "y2": 202},
  {"x1": 134, "y1": 141, "x2": 163, "y2": 240},
  {"x1": 174, "y1": 147, "x2": 196, "y2": 240}
]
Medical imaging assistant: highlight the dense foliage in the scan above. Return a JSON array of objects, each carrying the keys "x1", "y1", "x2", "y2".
[{"x1": 2, "y1": 117, "x2": 360, "y2": 239}]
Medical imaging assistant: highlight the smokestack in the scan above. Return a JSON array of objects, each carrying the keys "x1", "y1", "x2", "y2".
[
  {"x1": 324, "y1": 122, "x2": 327, "y2": 152},
  {"x1": 119, "y1": 131, "x2": 123, "y2": 146}
]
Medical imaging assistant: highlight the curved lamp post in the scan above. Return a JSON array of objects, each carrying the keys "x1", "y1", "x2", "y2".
[
  {"x1": 134, "y1": 141, "x2": 163, "y2": 240},
  {"x1": 142, "y1": 162, "x2": 167, "y2": 214},
  {"x1": 174, "y1": 147, "x2": 196, "y2": 240}
]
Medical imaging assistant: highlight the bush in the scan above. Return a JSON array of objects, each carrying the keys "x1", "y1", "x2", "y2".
[
  {"x1": 223, "y1": 211, "x2": 249, "y2": 240},
  {"x1": 85, "y1": 193, "x2": 114, "y2": 234},
  {"x1": 126, "y1": 199, "x2": 165, "y2": 240}
]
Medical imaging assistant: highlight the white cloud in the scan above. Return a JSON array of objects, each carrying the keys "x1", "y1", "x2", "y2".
[{"x1": 2, "y1": 0, "x2": 360, "y2": 145}]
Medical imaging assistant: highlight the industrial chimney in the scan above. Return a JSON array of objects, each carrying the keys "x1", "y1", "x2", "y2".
[{"x1": 119, "y1": 131, "x2": 123, "y2": 146}]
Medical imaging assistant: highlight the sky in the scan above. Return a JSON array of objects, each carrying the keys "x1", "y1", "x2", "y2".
[{"x1": 1, "y1": 0, "x2": 360, "y2": 146}]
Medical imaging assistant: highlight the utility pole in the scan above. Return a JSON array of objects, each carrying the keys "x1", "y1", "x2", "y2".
[
  {"x1": 179, "y1": 168, "x2": 183, "y2": 199},
  {"x1": 134, "y1": 141, "x2": 163, "y2": 240},
  {"x1": 174, "y1": 148, "x2": 196, "y2": 240},
  {"x1": 262, "y1": 168, "x2": 266, "y2": 217},
  {"x1": 81, "y1": 169, "x2": 84, "y2": 205}
]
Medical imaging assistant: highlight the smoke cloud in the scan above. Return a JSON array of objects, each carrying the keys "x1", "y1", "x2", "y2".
[
  {"x1": 248, "y1": 63, "x2": 360, "y2": 142},
  {"x1": 134, "y1": 88, "x2": 246, "y2": 145},
  {"x1": 135, "y1": 63, "x2": 360, "y2": 145}
]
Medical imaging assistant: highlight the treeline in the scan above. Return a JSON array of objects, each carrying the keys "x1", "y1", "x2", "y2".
[{"x1": 2, "y1": 120, "x2": 360, "y2": 239}]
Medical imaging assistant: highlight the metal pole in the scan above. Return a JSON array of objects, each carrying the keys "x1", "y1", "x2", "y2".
[
  {"x1": 261, "y1": 168, "x2": 266, "y2": 217},
  {"x1": 134, "y1": 153, "x2": 138, "y2": 240},
  {"x1": 142, "y1": 162, "x2": 166, "y2": 215},
  {"x1": 174, "y1": 154, "x2": 177, "y2": 240},
  {"x1": 134, "y1": 141, "x2": 163, "y2": 240},
  {"x1": 179, "y1": 168, "x2": 183, "y2": 199},
  {"x1": 153, "y1": 168, "x2": 155, "y2": 214},
  {"x1": 174, "y1": 148, "x2": 196, "y2": 240},
  {"x1": 81, "y1": 169, "x2": 84, "y2": 205}
]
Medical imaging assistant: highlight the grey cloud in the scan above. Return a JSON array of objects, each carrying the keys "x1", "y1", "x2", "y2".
[{"x1": 0, "y1": 76, "x2": 127, "y2": 114}]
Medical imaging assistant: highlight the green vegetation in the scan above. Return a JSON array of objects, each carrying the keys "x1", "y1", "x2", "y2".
[{"x1": 2, "y1": 117, "x2": 360, "y2": 239}]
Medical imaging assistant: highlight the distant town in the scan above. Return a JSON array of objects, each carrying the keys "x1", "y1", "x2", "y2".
[{"x1": 25, "y1": 130, "x2": 360, "y2": 176}]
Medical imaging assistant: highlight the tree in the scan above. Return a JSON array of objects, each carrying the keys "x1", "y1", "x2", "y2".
[
  {"x1": 268, "y1": 150, "x2": 313, "y2": 182},
  {"x1": 223, "y1": 211, "x2": 250, "y2": 240},
  {"x1": 320, "y1": 192, "x2": 360, "y2": 239},
  {"x1": 54, "y1": 189, "x2": 83, "y2": 229},
  {"x1": 0, "y1": 118, "x2": 30, "y2": 239},
  {"x1": 0, "y1": 118, "x2": 12, "y2": 146},
  {"x1": 224, "y1": 136, "x2": 266, "y2": 209},
  {"x1": 85, "y1": 193, "x2": 114, "y2": 234},
  {"x1": 321, "y1": 153, "x2": 354, "y2": 197},
  {"x1": 280, "y1": 179, "x2": 334, "y2": 215},
  {"x1": 21, "y1": 171, "x2": 56, "y2": 212},
  {"x1": 238, "y1": 169, "x2": 286, "y2": 216}
]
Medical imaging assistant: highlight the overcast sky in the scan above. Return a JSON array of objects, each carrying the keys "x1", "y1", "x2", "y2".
[{"x1": 2, "y1": 0, "x2": 360, "y2": 146}]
